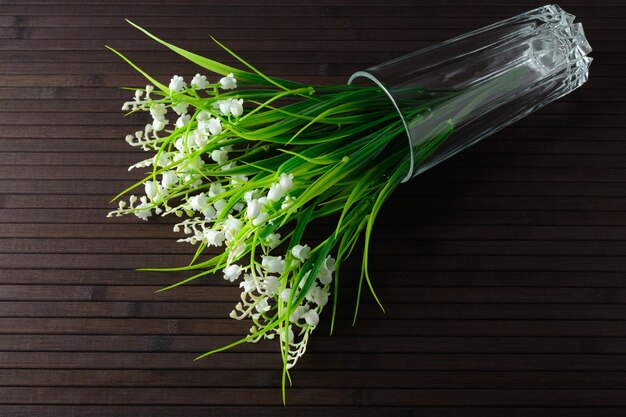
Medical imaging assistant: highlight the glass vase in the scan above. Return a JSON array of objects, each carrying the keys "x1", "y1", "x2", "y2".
[{"x1": 349, "y1": 4, "x2": 592, "y2": 182}]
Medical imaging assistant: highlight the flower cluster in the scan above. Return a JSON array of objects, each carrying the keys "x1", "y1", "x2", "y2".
[
  {"x1": 110, "y1": 73, "x2": 338, "y2": 367},
  {"x1": 108, "y1": 23, "x2": 416, "y2": 396}
]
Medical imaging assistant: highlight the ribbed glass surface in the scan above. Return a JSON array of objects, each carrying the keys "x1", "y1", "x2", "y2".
[{"x1": 349, "y1": 4, "x2": 592, "y2": 182}]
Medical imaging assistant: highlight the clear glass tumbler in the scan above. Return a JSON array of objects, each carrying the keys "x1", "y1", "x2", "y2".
[{"x1": 349, "y1": 4, "x2": 592, "y2": 182}]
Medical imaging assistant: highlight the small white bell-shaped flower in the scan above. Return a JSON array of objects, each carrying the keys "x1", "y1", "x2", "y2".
[
  {"x1": 134, "y1": 196, "x2": 152, "y2": 221},
  {"x1": 229, "y1": 99, "x2": 244, "y2": 117},
  {"x1": 223, "y1": 264, "x2": 242, "y2": 282},
  {"x1": 289, "y1": 305, "x2": 309, "y2": 323},
  {"x1": 280, "y1": 288, "x2": 292, "y2": 302},
  {"x1": 302, "y1": 309, "x2": 319, "y2": 327},
  {"x1": 171, "y1": 102, "x2": 189, "y2": 115},
  {"x1": 144, "y1": 180, "x2": 158, "y2": 201},
  {"x1": 151, "y1": 119, "x2": 166, "y2": 132},
  {"x1": 161, "y1": 171, "x2": 178, "y2": 190},
  {"x1": 262, "y1": 275, "x2": 281, "y2": 296},
  {"x1": 175, "y1": 114, "x2": 191, "y2": 128},
  {"x1": 213, "y1": 199, "x2": 228, "y2": 213},
  {"x1": 255, "y1": 297, "x2": 271, "y2": 314},
  {"x1": 291, "y1": 244, "x2": 311, "y2": 262},
  {"x1": 189, "y1": 193, "x2": 209, "y2": 211},
  {"x1": 265, "y1": 233, "x2": 281, "y2": 249},
  {"x1": 246, "y1": 199, "x2": 262, "y2": 219},
  {"x1": 279, "y1": 173, "x2": 294, "y2": 191},
  {"x1": 219, "y1": 73, "x2": 237, "y2": 90},
  {"x1": 211, "y1": 148, "x2": 229, "y2": 164},
  {"x1": 261, "y1": 255, "x2": 285, "y2": 274},
  {"x1": 218, "y1": 100, "x2": 231, "y2": 116},
  {"x1": 204, "y1": 229, "x2": 225, "y2": 247},
  {"x1": 309, "y1": 285, "x2": 329, "y2": 307},
  {"x1": 267, "y1": 183, "x2": 285, "y2": 201},
  {"x1": 191, "y1": 73, "x2": 209, "y2": 89},
  {"x1": 240, "y1": 274, "x2": 256, "y2": 293},
  {"x1": 169, "y1": 75, "x2": 186, "y2": 92},
  {"x1": 208, "y1": 118, "x2": 223, "y2": 135}
]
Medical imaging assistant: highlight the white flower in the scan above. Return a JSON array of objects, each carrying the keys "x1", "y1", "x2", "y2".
[
  {"x1": 224, "y1": 215, "x2": 243, "y2": 231},
  {"x1": 223, "y1": 264, "x2": 242, "y2": 282},
  {"x1": 231, "y1": 175, "x2": 248, "y2": 187},
  {"x1": 261, "y1": 255, "x2": 284, "y2": 274},
  {"x1": 175, "y1": 114, "x2": 191, "y2": 128},
  {"x1": 208, "y1": 118, "x2": 222, "y2": 135},
  {"x1": 189, "y1": 156, "x2": 204, "y2": 171},
  {"x1": 255, "y1": 297, "x2": 271, "y2": 314},
  {"x1": 161, "y1": 171, "x2": 178, "y2": 189},
  {"x1": 240, "y1": 274, "x2": 256, "y2": 293},
  {"x1": 317, "y1": 256, "x2": 336, "y2": 285},
  {"x1": 134, "y1": 197, "x2": 152, "y2": 221},
  {"x1": 267, "y1": 183, "x2": 285, "y2": 201},
  {"x1": 209, "y1": 182, "x2": 226, "y2": 198},
  {"x1": 281, "y1": 195, "x2": 297, "y2": 210},
  {"x1": 202, "y1": 205, "x2": 217, "y2": 220},
  {"x1": 150, "y1": 103, "x2": 167, "y2": 121},
  {"x1": 189, "y1": 192, "x2": 209, "y2": 211},
  {"x1": 309, "y1": 285, "x2": 329, "y2": 307},
  {"x1": 173, "y1": 152, "x2": 185, "y2": 164},
  {"x1": 223, "y1": 215, "x2": 243, "y2": 239},
  {"x1": 244, "y1": 190, "x2": 259, "y2": 202},
  {"x1": 266, "y1": 233, "x2": 281, "y2": 249},
  {"x1": 145, "y1": 85, "x2": 154, "y2": 96},
  {"x1": 213, "y1": 199, "x2": 227, "y2": 213},
  {"x1": 291, "y1": 244, "x2": 310, "y2": 262},
  {"x1": 280, "y1": 288, "x2": 292, "y2": 302},
  {"x1": 229, "y1": 99, "x2": 244, "y2": 117},
  {"x1": 302, "y1": 309, "x2": 319, "y2": 327},
  {"x1": 246, "y1": 199, "x2": 262, "y2": 219},
  {"x1": 172, "y1": 102, "x2": 189, "y2": 115},
  {"x1": 204, "y1": 229, "x2": 225, "y2": 247},
  {"x1": 218, "y1": 100, "x2": 232, "y2": 115},
  {"x1": 192, "y1": 130, "x2": 208, "y2": 148},
  {"x1": 279, "y1": 325, "x2": 294, "y2": 344},
  {"x1": 154, "y1": 153, "x2": 170, "y2": 168},
  {"x1": 252, "y1": 212, "x2": 268, "y2": 227},
  {"x1": 219, "y1": 73, "x2": 237, "y2": 90},
  {"x1": 298, "y1": 271, "x2": 310, "y2": 289},
  {"x1": 279, "y1": 173, "x2": 294, "y2": 191},
  {"x1": 190, "y1": 178, "x2": 203, "y2": 189},
  {"x1": 211, "y1": 148, "x2": 229, "y2": 164},
  {"x1": 289, "y1": 305, "x2": 309, "y2": 323},
  {"x1": 221, "y1": 161, "x2": 235, "y2": 171},
  {"x1": 169, "y1": 75, "x2": 186, "y2": 92},
  {"x1": 262, "y1": 275, "x2": 281, "y2": 296},
  {"x1": 318, "y1": 272, "x2": 332, "y2": 285},
  {"x1": 217, "y1": 98, "x2": 244, "y2": 117},
  {"x1": 175, "y1": 137, "x2": 187, "y2": 152},
  {"x1": 151, "y1": 119, "x2": 166, "y2": 132},
  {"x1": 191, "y1": 73, "x2": 209, "y2": 89},
  {"x1": 197, "y1": 110, "x2": 210, "y2": 121},
  {"x1": 144, "y1": 180, "x2": 158, "y2": 201},
  {"x1": 197, "y1": 120, "x2": 209, "y2": 136}
]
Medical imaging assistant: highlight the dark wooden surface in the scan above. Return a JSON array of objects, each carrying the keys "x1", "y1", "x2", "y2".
[{"x1": 1, "y1": 0, "x2": 625, "y2": 415}]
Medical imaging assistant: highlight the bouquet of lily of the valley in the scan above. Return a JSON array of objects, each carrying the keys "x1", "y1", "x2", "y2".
[{"x1": 108, "y1": 4, "x2": 590, "y2": 398}]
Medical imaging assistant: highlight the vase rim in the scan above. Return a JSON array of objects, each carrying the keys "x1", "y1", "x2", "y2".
[{"x1": 348, "y1": 70, "x2": 413, "y2": 183}]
